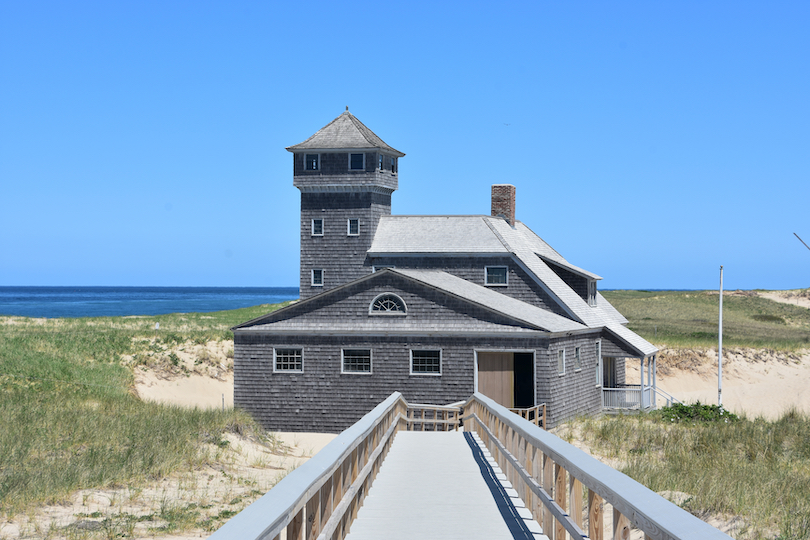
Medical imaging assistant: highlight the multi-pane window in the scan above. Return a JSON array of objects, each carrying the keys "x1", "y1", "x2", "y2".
[
  {"x1": 574, "y1": 346, "x2": 582, "y2": 371},
  {"x1": 348, "y1": 219, "x2": 359, "y2": 236},
  {"x1": 485, "y1": 266, "x2": 508, "y2": 286},
  {"x1": 274, "y1": 348, "x2": 303, "y2": 372},
  {"x1": 370, "y1": 293, "x2": 406, "y2": 314},
  {"x1": 390, "y1": 157, "x2": 397, "y2": 173},
  {"x1": 411, "y1": 350, "x2": 441, "y2": 375},
  {"x1": 305, "y1": 154, "x2": 319, "y2": 171},
  {"x1": 557, "y1": 349, "x2": 565, "y2": 375},
  {"x1": 342, "y1": 349, "x2": 371, "y2": 373},
  {"x1": 378, "y1": 154, "x2": 384, "y2": 170},
  {"x1": 312, "y1": 218, "x2": 323, "y2": 236},
  {"x1": 312, "y1": 269, "x2": 324, "y2": 286},
  {"x1": 350, "y1": 153, "x2": 364, "y2": 170}
]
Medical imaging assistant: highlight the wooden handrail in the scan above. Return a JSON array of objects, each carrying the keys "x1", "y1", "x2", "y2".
[
  {"x1": 209, "y1": 393, "x2": 461, "y2": 540},
  {"x1": 462, "y1": 392, "x2": 733, "y2": 540},
  {"x1": 509, "y1": 403, "x2": 547, "y2": 428}
]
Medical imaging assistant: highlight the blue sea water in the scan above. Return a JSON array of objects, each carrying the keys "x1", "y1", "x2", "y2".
[{"x1": 0, "y1": 286, "x2": 300, "y2": 318}]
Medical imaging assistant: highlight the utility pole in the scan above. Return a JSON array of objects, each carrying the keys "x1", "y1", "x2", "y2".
[{"x1": 718, "y1": 266, "x2": 724, "y2": 408}]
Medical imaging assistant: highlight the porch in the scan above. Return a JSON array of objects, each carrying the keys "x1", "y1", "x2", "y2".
[{"x1": 601, "y1": 354, "x2": 661, "y2": 412}]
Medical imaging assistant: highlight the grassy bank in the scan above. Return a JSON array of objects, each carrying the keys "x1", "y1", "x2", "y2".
[
  {"x1": 602, "y1": 290, "x2": 810, "y2": 350},
  {"x1": 0, "y1": 302, "x2": 290, "y2": 517},
  {"x1": 564, "y1": 409, "x2": 810, "y2": 539}
]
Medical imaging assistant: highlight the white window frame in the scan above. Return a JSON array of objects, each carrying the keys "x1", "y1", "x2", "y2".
[
  {"x1": 588, "y1": 280, "x2": 597, "y2": 306},
  {"x1": 349, "y1": 153, "x2": 365, "y2": 170},
  {"x1": 304, "y1": 153, "x2": 320, "y2": 171},
  {"x1": 410, "y1": 349, "x2": 442, "y2": 376},
  {"x1": 341, "y1": 348, "x2": 372, "y2": 374},
  {"x1": 347, "y1": 218, "x2": 359, "y2": 236},
  {"x1": 311, "y1": 218, "x2": 324, "y2": 236},
  {"x1": 369, "y1": 293, "x2": 407, "y2": 316},
  {"x1": 557, "y1": 348, "x2": 565, "y2": 376},
  {"x1": 574, "y1": 346, "x2": 582, "y2": 371},
  {"x1": 595, "y1": 340, "x2": 603, "y2": 387},
  {"x1": 485, "y1": 266, "x2": 508, "y2": 287},
  {"x1": 273, "y1": 348, "x2": 303, "y2": 373},
  {"x1": 311, "y1": 269, "x2": 324, "y2": 287}
]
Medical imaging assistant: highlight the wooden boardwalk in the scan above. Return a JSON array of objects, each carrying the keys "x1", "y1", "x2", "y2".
[{"x1": 344, "y1": 431, "x2": 547, "y2": 540}]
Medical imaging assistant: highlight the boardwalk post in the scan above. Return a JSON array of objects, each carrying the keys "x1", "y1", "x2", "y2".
[
  {"x1": 554, "y1": 463, "x2": 566, "y2": 539},
  {"x1": 613, "y1": 507, "x2": 631, "y2": 540},
  {"x1": 543, "y1": 453, "x2": 554, "y2": 535},
  {"x1": 588, "y1": 490, "x2": 603, "y2": 540},
  {"x1": 570, "y1": 476, "x2": 584, "y2": 529}
]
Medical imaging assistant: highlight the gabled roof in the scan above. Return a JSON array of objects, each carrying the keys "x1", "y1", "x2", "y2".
[
  {"x1": 286, "y1": 110, "x2": 405, "y2": 157},
  {"x1": 234, "y1": 268, "x2": 586, "y2": 335},
  {"x1": 367, "y1": 214, "x2": 657, "y2": 358},
  {"x1": 368, "y1": 216, "x2": 509, "y2": 254}
]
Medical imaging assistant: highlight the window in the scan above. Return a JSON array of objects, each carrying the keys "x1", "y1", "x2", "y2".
[
  {"x1": 312, "y1": 269, "x2": 323, "y2": 287},
  {"x1": 274, "y1": 348, "x2": 303, "y2": 372},
  {"x1": 574, "y1": 346, "x2": 582, "y2": 371},
  {"x1": 390, "y1": 156, "x2": 397, "y2": 173},
  {"x1": 411, "y1": 350, "x2": 441, "y2": 375},
  {"x1": 485, "y1": 266, "x2": 508, "y2": 286},
  {"x1": 588, "y1": 280, "x2": 597, "y2": 306},
  {"x1": 557, "y1": 349, "x2": 565, "y2": 375},
  {"x1": 312, "y1": 218, "x2": 323, "y2": 236},
  {"x1": 305, "y1": 154, "x2": 319, "y2": 171},
  {"x1": 595, "y1": 340, "x2": 603, "y2": 386},
  {"x1": 369, "y1": 293, "x2": 406, "y2": 314},
  {"x1": 342, "y1": 349, "x2": 371, "y2": 373},
  {"x1": 378, "y1": 154, "x2": 384, "y2": 170},
  {"x1": 350, "y1": 153, "x2": 364, "y2": 170},
  {"x1": 347, "y1": 219, "x2": 359, "y2": 236}
]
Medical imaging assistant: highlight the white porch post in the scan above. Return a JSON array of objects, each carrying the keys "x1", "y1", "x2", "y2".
[
  {"x1": 653, "y1": 355, "x2": 658, "y2": 409},
  {"x1": 640, "y1": 357, "x2": 645, "y2": 407}
]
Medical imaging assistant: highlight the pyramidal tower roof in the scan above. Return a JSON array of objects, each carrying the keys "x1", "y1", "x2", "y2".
[{"x1": 286, "y1": 108, "x2": 405, "y2": 157}]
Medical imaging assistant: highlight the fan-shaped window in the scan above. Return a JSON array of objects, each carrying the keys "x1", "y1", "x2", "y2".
[{"x1": 369, "y1": 293, "x2": 407, "y2": 315}]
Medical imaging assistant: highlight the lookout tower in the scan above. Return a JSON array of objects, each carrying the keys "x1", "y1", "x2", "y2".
[{"x1": 286, "y1": 109, "x2": 405, "y2": 299}]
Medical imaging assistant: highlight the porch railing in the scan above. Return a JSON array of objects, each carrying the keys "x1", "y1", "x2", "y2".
[
  {"x1": 509, "y1": 403, "x2": 547, "y2": 428},
  {"x1": 463, "y1": 392, "x2": 732, "y2": 540},
  {"x1": 603, "y1": 385, "x2": 654, "y2": 410}
]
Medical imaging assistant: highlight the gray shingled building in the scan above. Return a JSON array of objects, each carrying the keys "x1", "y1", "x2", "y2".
[{"x1": 233, "y1": 109, "x2": 659, "y2": 432}]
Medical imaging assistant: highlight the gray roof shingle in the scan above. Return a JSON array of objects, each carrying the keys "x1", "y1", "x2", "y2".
[{"x1": 286, "y1": 110, "x2": 405, "y2": 157}]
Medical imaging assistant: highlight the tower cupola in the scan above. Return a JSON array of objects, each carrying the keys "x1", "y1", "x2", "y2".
[{"x1": 287, "y1": 109, "x2": 404, "y2": 298}]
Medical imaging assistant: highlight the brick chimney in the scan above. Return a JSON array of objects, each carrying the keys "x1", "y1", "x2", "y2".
[{"x1": 491, "y1": 184, "x2": 516, "y2": 227}]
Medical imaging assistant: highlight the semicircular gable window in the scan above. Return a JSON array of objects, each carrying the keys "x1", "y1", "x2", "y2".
[{"x1": 369, "y1": 293, "x2": 407, "y2": 315}]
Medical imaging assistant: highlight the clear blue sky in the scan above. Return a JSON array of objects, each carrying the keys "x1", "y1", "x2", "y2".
[{"x1": 2, "y1": 1, "x2": 808, "y2": 290}]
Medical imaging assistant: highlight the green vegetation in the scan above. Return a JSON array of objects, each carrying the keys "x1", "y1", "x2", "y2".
[
  {"x1": 0, "y1": 302, "x2": 291, "y2": 518},
  {"x1": 602, "y1": 290, "x2": 810, "y2": 350},
  {"x1": 657, "y1": 402, "x2": 740, "y2": 423},
  {"x1": 571, "y1": 410, "x2": 810, "y2": 539}
]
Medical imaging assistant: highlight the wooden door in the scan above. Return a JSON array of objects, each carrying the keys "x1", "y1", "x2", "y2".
[{"x1": 477, "y1": 352, "x2": 514, "y2": 408}]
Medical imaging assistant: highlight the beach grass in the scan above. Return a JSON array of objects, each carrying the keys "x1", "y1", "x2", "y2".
[
  {"x1": 567, "y1": 408, "x2": 810, "y2": 539},
  {"x1": 601, "y1": 290, "x2": 810, "y2": 350},
  {"x1": 0, "y1": 302, "x2": 291, "y2": 517}
]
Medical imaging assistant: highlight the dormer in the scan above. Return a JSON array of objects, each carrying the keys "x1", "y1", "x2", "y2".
[{"x1": 286, "y1": 107, "x2": 405, "y2": 194}]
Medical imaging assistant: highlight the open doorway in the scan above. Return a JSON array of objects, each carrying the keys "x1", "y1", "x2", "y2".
[{"x1": 476, "y1": 351, "x2": 534, "y2": 408}]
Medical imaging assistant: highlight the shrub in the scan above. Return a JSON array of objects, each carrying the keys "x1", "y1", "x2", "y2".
[{"x1": 656, "y1": 402, "x2": 739, "y2": 423}]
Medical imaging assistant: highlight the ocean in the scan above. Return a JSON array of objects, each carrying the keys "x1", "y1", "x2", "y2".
[{"x1": 0, "y1": 286, "x2": 300, "y2": 319}]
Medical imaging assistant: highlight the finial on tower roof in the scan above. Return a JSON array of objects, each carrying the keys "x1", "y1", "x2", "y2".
[{"x1": 345, "y1": 106, "x2": 349, "y2": 112}]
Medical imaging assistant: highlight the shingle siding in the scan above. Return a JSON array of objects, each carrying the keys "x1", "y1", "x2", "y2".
[
  {"x1": 299, "y1": 191, "x2": 390, "y2": 299},
  {"x1": 235, "y1": 332, "x2": 556, "y2": 433}
]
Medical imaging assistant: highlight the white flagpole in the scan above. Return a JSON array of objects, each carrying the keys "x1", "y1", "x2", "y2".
[{"x1": 718, "y1": 266, "x2": 724, "y2": 408}]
